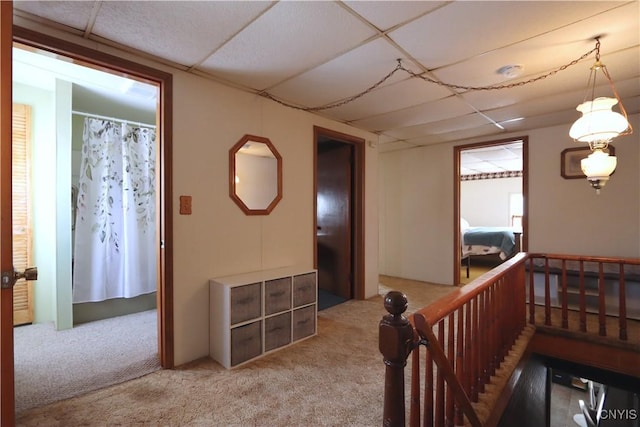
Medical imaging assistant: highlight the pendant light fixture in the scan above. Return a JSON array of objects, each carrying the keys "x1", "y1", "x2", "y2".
[{"x1": 569, "y1": 37, "x2": 633, "y2": 193}]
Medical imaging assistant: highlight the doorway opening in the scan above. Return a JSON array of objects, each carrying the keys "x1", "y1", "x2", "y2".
[
  {"x1": 13, "y1": 27, "x2": 173, "y2": 369},
  {"x1": 454, "y1": 137, "x2": 529, "y2": 285},
  {"x1": 313, "y1": 126, "x2": 365, "y2": 309},
  {"x1": 14, "y1": 44, "x2": 159, "y2": 328},
  {"x1": 7, "y1": 28, "x2": 174, "y2": 414}
]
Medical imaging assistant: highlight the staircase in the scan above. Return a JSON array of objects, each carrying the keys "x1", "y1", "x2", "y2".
[{"x1": 379, "y1": 253, "x2": 640, "y2": 427}]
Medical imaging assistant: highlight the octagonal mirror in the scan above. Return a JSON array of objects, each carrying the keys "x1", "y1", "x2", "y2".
[{"x1": 229, "y1": 134, "x2": 282, "y2": 215}]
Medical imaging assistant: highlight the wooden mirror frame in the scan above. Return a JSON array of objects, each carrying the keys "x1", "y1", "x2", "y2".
[{"x1": 229, "y1": 134, "x2": 282, "y2": 215}]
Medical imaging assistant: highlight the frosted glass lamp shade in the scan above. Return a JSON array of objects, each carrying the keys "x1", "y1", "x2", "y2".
[
  {"x1": 580, "y1": 149, "x2": 617, "y2": 190},
  {"x1": 569, "y1": 97, "x2": 629, "y2": 144}
]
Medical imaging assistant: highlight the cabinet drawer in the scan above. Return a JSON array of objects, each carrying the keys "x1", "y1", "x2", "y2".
[
  {"x1": 265, "y1": 312, "x2": 291, "y2": 352},
  {"x1": 265, "y1": 277, "x2": 291, "y2": 315},
  {"x1": 231, "y1": 320, "x2": 262, "y2": 367},
  {"x1": 292, "y1": 306, "x2": 316, "y2": 341},
  {"x1": 230, "y1": 282, "x2": 262, "y2": 325},
  {"x1": 293, "y1": 272, "x2": 317, "y2": 307}
]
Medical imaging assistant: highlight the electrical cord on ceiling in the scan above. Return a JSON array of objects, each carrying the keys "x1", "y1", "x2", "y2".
[{"x1": 258, "y1": 44, "x2": 599, "y2": 112}]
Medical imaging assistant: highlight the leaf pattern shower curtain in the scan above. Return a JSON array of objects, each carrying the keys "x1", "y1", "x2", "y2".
[{"x1": 73, "y1": 117, "x2": 156, "y2": 303}]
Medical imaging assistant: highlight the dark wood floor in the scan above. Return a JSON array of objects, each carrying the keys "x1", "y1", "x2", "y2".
[
  {"x1": 499, "y1": 355, "x2": 640, "y2": 427},
  {"x1": 497, "y1": 354, "x2": 548, "y2": 427}
]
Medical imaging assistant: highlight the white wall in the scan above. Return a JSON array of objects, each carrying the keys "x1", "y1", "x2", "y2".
[
  {"x1": 378, "y1": 143, "x2": 453, "y2": 285},
  {"x1": 528, "y1": 116, "x2": 639, "y2": 257},
  {"x1": 461, "y1": 177, "x2": 521, "y2": 227},
  {"x1": 380, "y1": 114, "x2": 640, "y2": 285},
  {"x1": 54, "y1": 79, "x2": 73, "y2": 330},
  {"x1": 12, "y1": 83, "x2": 57, "y2": 324}
]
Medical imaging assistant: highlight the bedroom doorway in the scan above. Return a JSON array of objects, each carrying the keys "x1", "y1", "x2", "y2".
[{"x1": 454, "y1": 137, "x2": 529, "y2": 285}]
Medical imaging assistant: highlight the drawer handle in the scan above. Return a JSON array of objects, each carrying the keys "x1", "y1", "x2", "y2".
[
  {"x1": 267, "y1": 326, "x2": 283, "y2": 333},
  {"x1": 240, "y1": 336, "x2": 255, "y2": 344},
  {"x1": 269, "y1": 291, "x2": 285, "y2": 298},
  {"x1": 236, "y1": 296, "x2": 254, "y2": 305},
  {"x1": 297, "y1": 318, "x2": 310, "y2": 325}
]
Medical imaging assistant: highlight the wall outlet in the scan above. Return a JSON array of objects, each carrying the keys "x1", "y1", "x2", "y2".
[{"x1": 179, "y1": 195, "x2": 192, "y2": 215}]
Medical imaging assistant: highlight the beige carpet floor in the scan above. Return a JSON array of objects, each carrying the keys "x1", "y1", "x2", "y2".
[
  {"x1": 16, "y1": 277, "x2": 456, "y2": 427},
  {"x1": 14, "y1": 310, "x2": 160, "y2": 413}
]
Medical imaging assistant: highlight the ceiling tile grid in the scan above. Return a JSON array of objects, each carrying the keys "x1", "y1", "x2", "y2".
[
  {"x1": 12, "y1": 0, "x2": 640, "y2": 150},
  {"x1": 197, "y1": 1, "x2": 378, "y2": 90},
  {"x1": 93, "y1": 1, "x2": 274, "y2": 67},
  {"x1": 266, "y1": 38, "x2": 411, "y2": 108}
]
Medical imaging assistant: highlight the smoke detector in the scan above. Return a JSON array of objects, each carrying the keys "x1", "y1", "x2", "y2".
[{"x1": 497, "y1": 64, "x2": 524, "y2": 79}]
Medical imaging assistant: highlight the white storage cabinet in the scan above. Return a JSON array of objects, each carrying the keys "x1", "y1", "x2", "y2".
[{"x1": 209, "y1": 267, "x2": 317, "y2": 369}]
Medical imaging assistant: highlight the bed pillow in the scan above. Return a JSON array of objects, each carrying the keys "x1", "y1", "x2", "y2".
[{"x1": 461, "y1": 218, "x2": 470, "y2": 231}]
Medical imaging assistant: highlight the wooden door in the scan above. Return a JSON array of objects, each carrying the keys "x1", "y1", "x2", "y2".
[
  {"x1": 316, "y1": 141, "x2": 353, "y2": 300},
  {"x1": 12, "y1": 104, "x2": 32, "y2": 326},
  {"x1": 1, "y1": 1, "x2": 15, "y2": 425}
]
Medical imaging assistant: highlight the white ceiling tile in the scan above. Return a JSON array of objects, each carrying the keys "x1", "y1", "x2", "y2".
[
  {"x1": 14, "y1": 0, "x2": 95, "y2": 31},
  {"x1": 343, "y1": 1, "x2": 446, "y2": 31},
  {"x1": 267, "y1": 39, "x2": 408, "y2": 109},
  {"x1": 383, "y1": 113, "x2": 489, "y2": 140},
  {"x1": 460, "y1": 154, "x2": 522, "y2": 174},
  {"x1": 322, "y1": 75, "x2": 452, "y2": 122},
  {"x1": 431, "y1": 3, "x2": 640, "y2": 91},
  {"x1": 198, "y1": 1, "x2": 377, "y2": 90},
  {"x1": 92, "y1": 1, "x2": 272, "y2": 67},
  {"x1": 378, "y1": 140, "x2": 416, "y2": 153},
  {"x1": 13, "y1": 0, "x2": 639, "y2": 152},
  {"x1": 388, "y1": 1, "x2": 628, "y2": 69},
  {"x1": 411, "y1": 124, "x2": 503, "y2": 146},
  {"x1": 351, "y1": 96, "x2": 476, "y2": 132}
]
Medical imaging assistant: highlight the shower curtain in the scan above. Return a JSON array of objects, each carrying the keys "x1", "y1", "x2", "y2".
[{"x1": 73, "y1": 117, "x2": 157, "y2": 303}]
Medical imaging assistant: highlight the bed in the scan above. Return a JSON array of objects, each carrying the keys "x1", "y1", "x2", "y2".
[{"x1": 461, "y1": 219, "x2": 521, "y2": 277}]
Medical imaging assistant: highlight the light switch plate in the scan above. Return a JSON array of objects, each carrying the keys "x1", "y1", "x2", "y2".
[{"x1": 179, "y1": 195, "x2": 192, "y2": 215}]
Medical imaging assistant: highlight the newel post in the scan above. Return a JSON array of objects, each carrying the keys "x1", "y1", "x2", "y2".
[{"x1": 379, "y1": 291, "x2": 415, "y2": 427}]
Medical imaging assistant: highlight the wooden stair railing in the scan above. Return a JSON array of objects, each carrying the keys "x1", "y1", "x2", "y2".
[
  {"x1": 526, "y1": 253, "x2": 640, "y2": 341},
  {"x1": 526, "y1": 253, "x2": 640, "y2": 377},
  {"x1": 381, "y1": 252, "x2": 640, "y2": 426},
  {"x1": 380, "y1": 253, "x2": 533, "y2": 427}
]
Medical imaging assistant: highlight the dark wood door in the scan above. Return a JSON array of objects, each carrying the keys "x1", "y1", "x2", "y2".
[
  {"x1": 1, "y1": 2, "x2": 15, "y2": 424},
  {"x1": 316, "y1": 141, "x2": 352, "y2": 300}
]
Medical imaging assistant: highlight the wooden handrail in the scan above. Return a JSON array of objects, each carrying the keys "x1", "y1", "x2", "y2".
[
  {"x1": 526, "y1": 253, "x2": 640, "y2": 378},
  {"x1": 415, "y1": 253, "x2": 527, "y2": 326},
  {"x1": 380, "y1": 253, "x2": 530, "y2": 426},
  {"x1": 526, "y1": 253, "x2": 640, "y2": 341},
  {"x1": 380, "y1": 252, "x2": 638, "y2": 426},
  {"x1": 527, "y1": 253, "x2": 640, "y2": 265}
]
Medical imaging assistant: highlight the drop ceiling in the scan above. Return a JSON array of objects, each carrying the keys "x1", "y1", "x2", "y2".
[
  {"x1": 12, "y1": 1, "x2": 640, "y2": 153},
  {"x1": 460, "y1": 141, "x2": 523, "y2": 175}
]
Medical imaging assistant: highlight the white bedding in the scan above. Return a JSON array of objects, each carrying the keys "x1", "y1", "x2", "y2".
[{"x1": 461, "y1": 244, "x2": 506, "y2": 260}]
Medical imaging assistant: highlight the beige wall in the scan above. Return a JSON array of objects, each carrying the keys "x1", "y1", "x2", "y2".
[
  {"x1": 380, "y1": 113, "x2": 640, "y2": 286},
  {"x1": 170, "y1": 73, "x2": 380, "y2": 365},
  {"x1": 171, "y1": 74, "x2": 377, "y2": 363}
]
